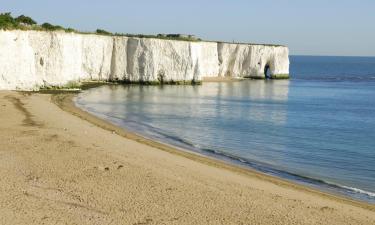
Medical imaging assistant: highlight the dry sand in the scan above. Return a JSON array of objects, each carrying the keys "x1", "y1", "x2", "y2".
[{"x1": 0, "y1": 91, "x2": 374, "y2": 225}]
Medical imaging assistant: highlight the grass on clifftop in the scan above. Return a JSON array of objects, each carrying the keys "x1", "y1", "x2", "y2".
[
  {"x1": 0, "y1": 12, "x2": 75, "y2": 32},
  {"x1": 0, "y1": 12, "x2": 201, "y2": 42},
  {"x1": 0, "y1": 12, "x2": 285, "y2": 46}
]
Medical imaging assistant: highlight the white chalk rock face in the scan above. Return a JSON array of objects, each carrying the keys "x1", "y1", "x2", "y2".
[
  {"x1": 217, "y1": 43, "x2": 289, "y2": 78},
  {"x1": 0, "y1": 31, "x2": 37, "y2": 90},
  {"x1": 125, "y1": 38, "x2": 194, "y2": 82},
  {"x1": 190, "y1": 42, "x2": 220, "y2": 78},
  {"x1": 0, "y1": 30, "x2": 289, "y2": 90}
]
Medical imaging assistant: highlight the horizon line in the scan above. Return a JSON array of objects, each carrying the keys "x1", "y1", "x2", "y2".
[{"x1": 290, "y1": 54, "x2": 375, "y2": 58}]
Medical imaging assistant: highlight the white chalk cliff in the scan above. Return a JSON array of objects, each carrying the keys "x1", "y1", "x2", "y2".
[{"x1": 0, "y1": 30, "x2": 289, "y2": 90}]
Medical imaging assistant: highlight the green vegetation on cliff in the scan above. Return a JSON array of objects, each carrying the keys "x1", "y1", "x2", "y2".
[
  {"x1": 15, "y1": 15, "x2": 37, "y2": 25},
  {"x1": 0, "y1": 12, "x2": 200, "y2": 42},
  {"x1": 0, "y1": 12, "x2": 75, "y2": 32},
  {"x1": 0, "y1": 12, "x2": 284, "y2": 46},
  {"x1": 0, "y1": 12, "x2": 18, "y2": 29},
  {"x1": 271, "y1": 74, "x2": 290, "y2": 79},
  {"x1": 96, "y1": 29, "x2": 113, "y2": 35}
]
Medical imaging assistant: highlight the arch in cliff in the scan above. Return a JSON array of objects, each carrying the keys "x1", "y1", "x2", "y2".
[{"x1": 264, "y1": 64, "x2": 271, "y2": 79}]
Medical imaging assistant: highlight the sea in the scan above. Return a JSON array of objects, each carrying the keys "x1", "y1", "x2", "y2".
[{"x1": 75, "y1": 56, "x2": 375, "y2": 204}]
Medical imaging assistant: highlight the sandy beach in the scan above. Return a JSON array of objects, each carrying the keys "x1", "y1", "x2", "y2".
[{"x1": 0, "y1": 91, "x2": 374, "y2": 225}]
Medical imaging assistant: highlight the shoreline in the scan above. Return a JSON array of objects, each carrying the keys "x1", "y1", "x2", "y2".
[
  {"x1": 72, "y1": 88, "x2": 375, "y2": 203},
  {"x1": 54, "y1": 92, "x2": 375, "y2": 210},
  {"x1": 1, "y1": 90, "x2": 374, "y2": 224}
]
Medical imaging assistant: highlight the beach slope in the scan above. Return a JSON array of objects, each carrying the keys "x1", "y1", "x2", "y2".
[{"x1": 0, "y1": 91, "x2": 374, "y2": 225}]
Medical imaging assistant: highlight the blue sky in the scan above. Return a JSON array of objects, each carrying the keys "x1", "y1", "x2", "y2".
[{"x1": 1, "y1": 0, "x2": 374, "y2": 56}]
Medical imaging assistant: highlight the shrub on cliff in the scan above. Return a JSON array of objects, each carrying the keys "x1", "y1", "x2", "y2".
[
  {"x1": 0, "y1": 12, "x2": 17, "y2": 29},
  {"x1": 0, "y1": 13, "x2": 39, "y2": 30},
  {"x1": 15, "y1": 15, "x2": 37, "y2": 25},
  {"x1": 65, "y1": 27, "x2": 75, "y2": 33},
  {"x1": 96, "y1": 29, "x2": 112, "y2": 35},
  {"x1": 41, "y1": 22, "x2": 64, "y2": 31}
]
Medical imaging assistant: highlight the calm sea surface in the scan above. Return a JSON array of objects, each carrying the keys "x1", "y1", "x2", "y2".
[{"x1": 76, "y1": 56, "x2": 375, "y2": 203}]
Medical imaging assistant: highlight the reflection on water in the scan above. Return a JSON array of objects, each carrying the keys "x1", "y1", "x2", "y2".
[
  {"x1": 110, "y1": 80, "x2": 290, "y2": 123},
  {"x1": 77, "y1": 80, "x2": 291, "y2": 164}
]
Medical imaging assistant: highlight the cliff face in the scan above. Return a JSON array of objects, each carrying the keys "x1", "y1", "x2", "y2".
[
  {"x1": 0, "y1": 30, "x2": 289, "y2": 90},
  {"x1": 217, "y1": 43, "x2": 289, "y2": 78}
]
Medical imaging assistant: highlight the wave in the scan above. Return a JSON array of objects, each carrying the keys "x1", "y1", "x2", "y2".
[
  {"x1": 342, "y1": 186, "x2": 375, "y2": 198},
  {"x1": 198, "y1": 145, "x2": 375, "y2": 201}
]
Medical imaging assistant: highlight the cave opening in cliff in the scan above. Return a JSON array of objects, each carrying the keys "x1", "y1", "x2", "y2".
[{"x1": 264, "y1": 65, "x2": 271, "y2": 79}]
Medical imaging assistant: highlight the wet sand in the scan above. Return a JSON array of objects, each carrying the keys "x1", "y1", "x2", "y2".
[{"x1": 0, "y1": 91, "x2": 374, "y2": 225}]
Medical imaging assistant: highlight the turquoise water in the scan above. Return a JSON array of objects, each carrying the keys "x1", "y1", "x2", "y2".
[{"x1": 76, "y1": 56, "x2": 375, "y2": 203}]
